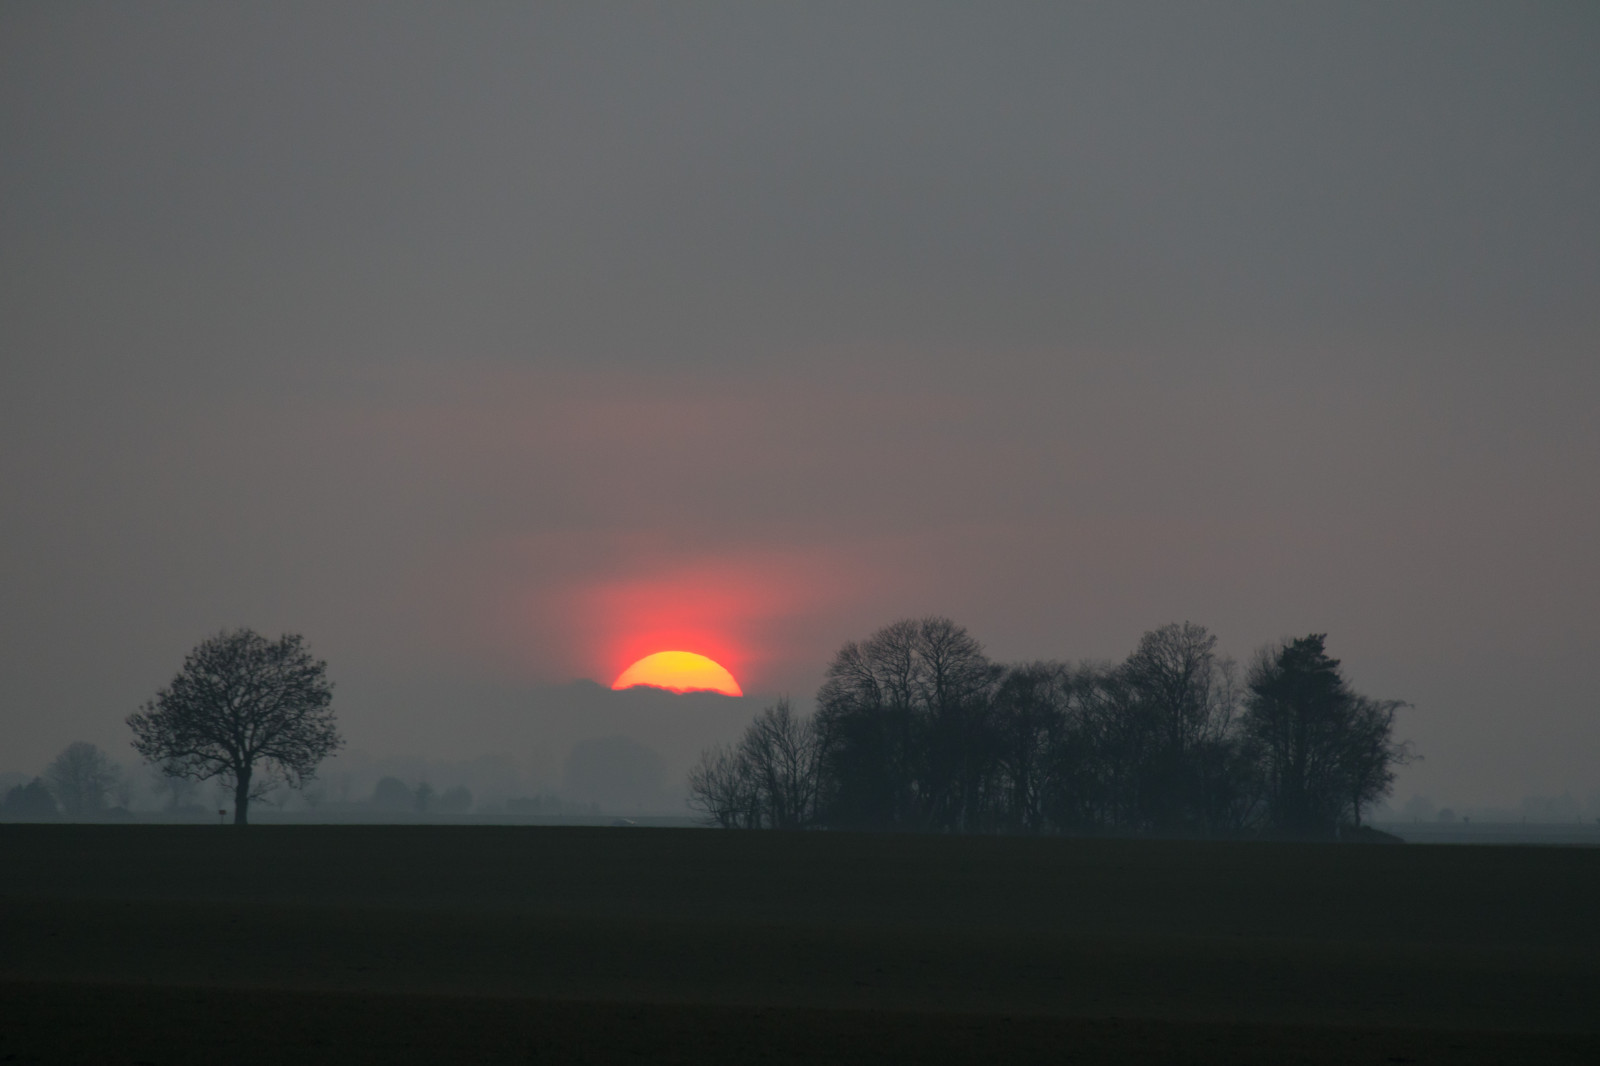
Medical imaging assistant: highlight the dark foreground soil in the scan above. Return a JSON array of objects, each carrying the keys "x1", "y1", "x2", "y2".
[
  {"x1": 2, "y1": 825, "x2": 1597, "y2": 1064},
  {"x1": 6, "y1": 980, "x2": 1597, "y2": 1066}
]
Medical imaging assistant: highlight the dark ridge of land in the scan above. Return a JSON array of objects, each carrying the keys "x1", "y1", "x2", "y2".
[{"x1": 2, "y1": 825, "x2": 1597, "y2": 1064}]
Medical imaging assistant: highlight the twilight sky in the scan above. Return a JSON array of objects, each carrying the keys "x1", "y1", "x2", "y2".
[{"x1": 3, "y1": 2, "x2": 1597, "y2": 808}]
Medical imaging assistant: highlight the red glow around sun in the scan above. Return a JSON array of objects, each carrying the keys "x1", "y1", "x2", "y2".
[
  {"x1": 577, "y1": 559, "x2": 786, "y2": 691},
  {"x1": 503, "y1": 545, "x2": 870, "y2": 694},
  {"x1": 612, "y1": 650, "x2": 743, "y2": 696}
]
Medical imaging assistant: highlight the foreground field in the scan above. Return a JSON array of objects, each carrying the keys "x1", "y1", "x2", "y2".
[{"x1": 2, "y1": 825, "x2": 1597, "y2": 1063}]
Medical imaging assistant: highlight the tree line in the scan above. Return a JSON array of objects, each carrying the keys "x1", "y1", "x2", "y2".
[{"x1": 689, "y1": 618, "x2": 1415, "y2": 839}]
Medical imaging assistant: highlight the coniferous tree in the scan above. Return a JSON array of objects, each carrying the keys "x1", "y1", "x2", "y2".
[{"x1": 1241, "y1": 634, "x2": 1409, "y2": 836}]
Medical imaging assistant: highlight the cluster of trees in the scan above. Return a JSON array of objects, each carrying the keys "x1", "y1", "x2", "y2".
[
  {"x1": 1, "y1": 732, "x2": 300, "y2": 821},
  {"x1": 505, "y1": 794, "x2": 602, "y2": 816},
  {"x1": 1, "y1": 778, "x2": 59, "y2": 818},
  {"x1": 370, "y1": 776, "x2": 474, "y2": 814},
  {"x1": 690, "y1": 618, "x2": 1414, "y2": 839},
  {"x1": 1, "y1": 741, "x2": 128, "y2": 820}
]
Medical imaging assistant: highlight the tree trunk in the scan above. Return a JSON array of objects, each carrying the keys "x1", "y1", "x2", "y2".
[{"x1": 233, "y1": 767, "x2": 252, "y2": 825}]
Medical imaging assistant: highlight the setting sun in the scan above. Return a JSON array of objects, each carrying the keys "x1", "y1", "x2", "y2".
[{"x1": 612, "y1": 651, "x2": 743, "y2": 696}]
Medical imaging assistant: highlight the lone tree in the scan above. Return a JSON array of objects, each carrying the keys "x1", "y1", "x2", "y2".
[{"x1": 129, "y1": 629, "x2": 342, "y2": 825}]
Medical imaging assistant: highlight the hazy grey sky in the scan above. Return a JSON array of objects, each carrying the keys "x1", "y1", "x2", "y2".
[{"x1": 3, "y1": 2, "x2": 1597, "y2": 807}]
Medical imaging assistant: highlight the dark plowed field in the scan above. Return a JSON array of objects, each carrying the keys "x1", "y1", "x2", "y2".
[{"x1": 2, "y1": 825, "x2": 1597, "y2": 1063}]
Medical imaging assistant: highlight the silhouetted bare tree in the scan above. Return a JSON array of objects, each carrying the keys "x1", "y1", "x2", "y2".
[
  {"x1": 1120, "y1": 623, "x2": 1243, "y2": 834},
  {"x1": 45, "y1": 741, "x2": 121, "y2": 817},
  {"x1": 990, "y1": 661, "x2": 1072, "y2": 833},
  {"x1": 816, "y1": 617, "x2": 1001, "y2": 832},
  {"x1": 741, "y1": 698, "x2": 823, "y2": 829},
  {"x1": 1340, "y1": 695, "x2": 1416, "y2": 827},
  {"x1": 1031, "y1": 663, "x2": 1114, "y2": 833},
  {"x1": 1069, "y1": 662, "x2": 1147, "y2": 831},
  {"x1": 150, "y1": 764, "x2": 201, "y2": 812},
  {"x1": 688, "y1": 699, "x2": 822, "y2": 829},
  {"x1": 687, "y1": 741, "x2": 759, "y2": 828},
  {"x1": 128, "y1": 629, "x2": 341, "y2": 825}
]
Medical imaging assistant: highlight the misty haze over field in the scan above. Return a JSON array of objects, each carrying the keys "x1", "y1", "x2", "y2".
[{"x1": 2, "y1": 3, "x2": 1597, "y2": 816}]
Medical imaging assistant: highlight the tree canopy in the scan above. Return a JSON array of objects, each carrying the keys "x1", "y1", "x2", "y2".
[{"x1": 128, "y1": 629, "x2": 342, "y2": 825}]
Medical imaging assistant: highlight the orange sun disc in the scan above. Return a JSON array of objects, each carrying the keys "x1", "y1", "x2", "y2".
[{"x1": 612, "y1": 651, "x2": 743, "y2": 696}]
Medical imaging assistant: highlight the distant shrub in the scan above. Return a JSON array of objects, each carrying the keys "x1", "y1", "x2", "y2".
[
  {"x1": 2, "y1": 778, "x2": 59, "y2": 820},
  {"x1": 506, "y1": 794, "x2": 559, "y2": 815},
  {"x1": 436, "y1": 786, "x2": 473, "y2": 814},
  {"x1": 46, "y1": 742, "x2": 121, "y2": 817},
  {"x1": 371, "y1": 776, "x2": 413, "y2": 811},
  {"x1": 505, "y1": 794, "x2": 595, "y2": 816}
]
